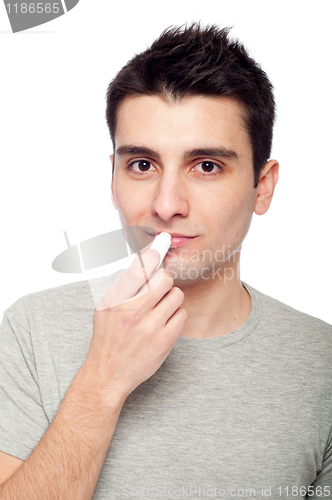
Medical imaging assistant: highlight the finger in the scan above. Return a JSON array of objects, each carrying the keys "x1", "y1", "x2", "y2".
[
  {"x1": 156, "y1": 307, "x2": 188, "y2": 354},
  {"x1": 117, "y1": 247, "x2": 161, "y2": 292},
  {"x1": 96, "y1": 248, "x2": 160, "y2": 310},
  {"x1": 164, "y1": 306, "x2": 188, "y2": 334},
  {"x1": 119, "y1": 269, "x2": 174, "y2": 312},
  {"x1": 151, "y1": 287, "x2": 185, "y2": 326},
  {"x1": 133, "y1": 268, "x2": 169, "y2": 299}
]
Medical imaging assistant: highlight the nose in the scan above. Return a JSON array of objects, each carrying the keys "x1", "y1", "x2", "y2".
[{"x1": 150, "y1": 171, "x2": 189, "y2": 222}]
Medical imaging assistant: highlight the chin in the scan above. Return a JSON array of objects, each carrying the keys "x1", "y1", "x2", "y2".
[{"x1": 163, "y1": 261, "x2": 214, "y2": 284}]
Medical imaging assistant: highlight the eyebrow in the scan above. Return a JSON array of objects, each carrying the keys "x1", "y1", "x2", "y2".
[
  {"x1": 184, "y1": 148, "x2": 238, "y2": 160},
  {"x1": 116, "y1": 146, "x2": 160, "y2": 159},
  {"x1": 116, "y1": 145, "x2": 238, "y2": 160}
]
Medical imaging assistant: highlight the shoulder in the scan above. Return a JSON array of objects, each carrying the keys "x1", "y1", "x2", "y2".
[
  {"x1": 2, "y1": 270, "x2": 125, "y2": 328},
  {"x1": 245, "y1": 282, "x2": 332, "y2": 348}
]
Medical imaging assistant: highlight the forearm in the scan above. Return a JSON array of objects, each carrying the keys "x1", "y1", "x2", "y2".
[
  {"x1": 0, "y1": 258, "x2": 185, "y2": 499},
  {"x1": 0, "y1": 363, "x2": 126, "y2": 500}
]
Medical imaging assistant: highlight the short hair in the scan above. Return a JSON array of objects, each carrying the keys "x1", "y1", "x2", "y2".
[{"x1": 106, "y1": 23, "x2": 276, "y2": 187}]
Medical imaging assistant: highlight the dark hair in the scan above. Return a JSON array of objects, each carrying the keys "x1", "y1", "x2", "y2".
[{"x1": 106, "y1": 23, "x2": 275, "y2": 187}]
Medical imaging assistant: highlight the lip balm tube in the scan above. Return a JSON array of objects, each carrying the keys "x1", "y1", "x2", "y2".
[{"x1": 150, "y1": 232, "x2": 172, "y2": 269}]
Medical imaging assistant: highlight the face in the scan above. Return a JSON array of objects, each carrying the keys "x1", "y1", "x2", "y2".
[{"x1": 111, "y1": 94, "x2": 277, "y2": 287}]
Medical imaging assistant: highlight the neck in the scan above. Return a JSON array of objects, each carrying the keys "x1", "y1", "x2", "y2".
[{"x1": 174, "y1": 260, "x2": 251, "y2": 339}]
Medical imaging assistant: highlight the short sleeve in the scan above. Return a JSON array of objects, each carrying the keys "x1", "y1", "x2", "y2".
[
  {"x1": 0, "y1": 302, "x2": 50, "y2": 460},
  {"x1": 307, "y1": 429, "x2": 332, "y2": 499}
]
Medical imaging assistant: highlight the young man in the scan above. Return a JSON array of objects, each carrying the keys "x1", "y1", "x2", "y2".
[{"x1": 0, "y1": 24, "x2": 331, "y2": 500}]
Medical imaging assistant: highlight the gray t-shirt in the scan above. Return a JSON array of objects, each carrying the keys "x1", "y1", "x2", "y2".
[{"x1": 0, "y1": 273, "x2": 332, "y2": 499}]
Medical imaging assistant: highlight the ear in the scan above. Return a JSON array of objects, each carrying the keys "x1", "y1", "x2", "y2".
[
  {"x1": 254, "y1": 159, "x2": 279, "y2": 216},
  {"x1": 109, "y1": 154, "x2": 118, "y2": 211}
]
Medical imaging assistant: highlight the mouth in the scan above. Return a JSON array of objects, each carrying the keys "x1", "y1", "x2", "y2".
[
  {"x1": 169, "y1": 235, "x2": 197, "y2": 248},
  {"x1": 147, "y1": 232, "x2": 198, "y2": 249}
]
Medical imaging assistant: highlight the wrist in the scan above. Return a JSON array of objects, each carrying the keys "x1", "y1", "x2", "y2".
[{"x1": 75, "y1": 360, "x2": 129, "y2": 413}]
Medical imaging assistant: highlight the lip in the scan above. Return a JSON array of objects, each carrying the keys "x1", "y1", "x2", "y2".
[
  {"x1": 169, "y1": 235, "x2": 197, "y2": 248},
  {"x1": 148, "y1": 232, "x2": 196, "y2": 238},
  {"x1": 147, "y1": 231, "x2": 198, "y2": 249}
]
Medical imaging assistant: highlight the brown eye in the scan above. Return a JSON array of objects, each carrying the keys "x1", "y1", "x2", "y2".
[
  {"x1": 128, "y1": 160, "x2": 156, "y2": 175},
  {"x1": 137, "y1": 160, "x2": 151, "y2": 171},
  {"x1": 194, "y1": 161, "x2": 222, "y2": 175},
  {"x1": 201, "y1": 161, "x2": 215, "y2": 172}
]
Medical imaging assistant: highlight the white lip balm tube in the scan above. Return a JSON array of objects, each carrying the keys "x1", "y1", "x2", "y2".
[{"x1": 150, "y1": 232, "x2": 172, "y2": 269}]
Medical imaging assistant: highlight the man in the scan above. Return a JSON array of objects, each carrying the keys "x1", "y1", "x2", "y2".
[{"x1": 0, "y1": 23, "x2": 331, "y2": 499}]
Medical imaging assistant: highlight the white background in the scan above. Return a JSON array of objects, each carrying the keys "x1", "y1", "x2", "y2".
[{"x1": 0, "y1": 0, "x2": 331, "y2": 323}]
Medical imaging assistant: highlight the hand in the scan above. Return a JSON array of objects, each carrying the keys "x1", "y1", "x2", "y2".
[{"x1": 85, "y1": 248, "x2": 188, "y2": 400}]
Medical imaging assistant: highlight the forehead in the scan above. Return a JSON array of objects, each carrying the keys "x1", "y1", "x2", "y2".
[{"x1": 115, "y1": 94, "x2": 252, "y2": 159}]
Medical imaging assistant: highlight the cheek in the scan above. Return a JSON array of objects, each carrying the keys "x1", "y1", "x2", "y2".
[
  {"x1": 210, "y1": 185, "x2": 255, "y2": 238},
  {"x1": 117, "y1": 196, "x2": 138, "y2": 222},
  {"x1": 228, "y1": 192, "x2": 256, "y2": 242},
  {"x1": 114, "y1": 183, "x2": 148, "y2": 224}
]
